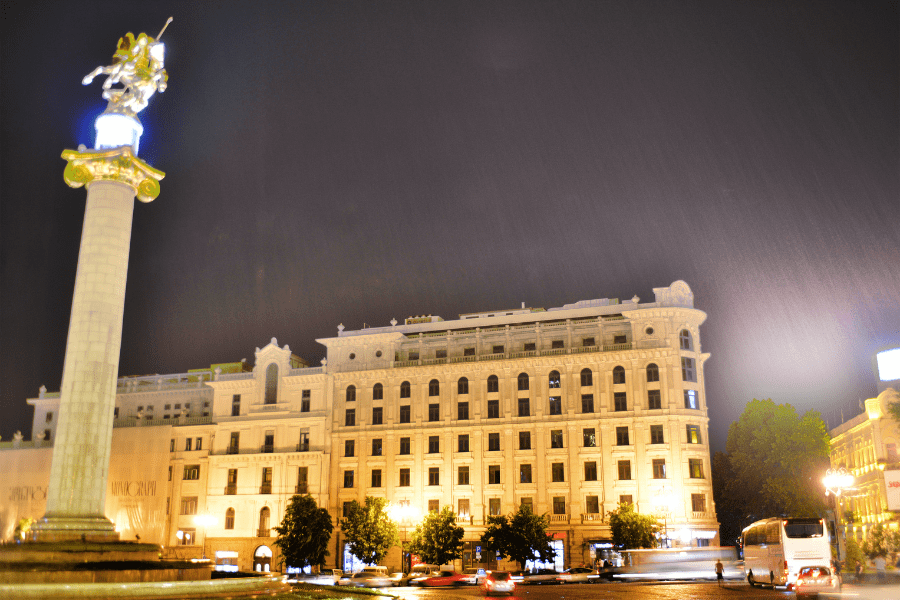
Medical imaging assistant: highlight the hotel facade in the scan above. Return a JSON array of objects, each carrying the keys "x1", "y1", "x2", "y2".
[{"x1": 2, "y1": 280, "x2": 719, "y2": 573}]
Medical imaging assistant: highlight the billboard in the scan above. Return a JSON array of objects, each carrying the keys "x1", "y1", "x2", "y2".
[{"x1": 886, "y1": 470, "x2": 900, "y2": 512}]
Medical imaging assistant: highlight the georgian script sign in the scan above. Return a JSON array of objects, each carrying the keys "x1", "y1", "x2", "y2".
[
  {"x1": 110, "y1": 480, "x2": 157, "y2": 497},
  {"x1": 8, "y1": 486, "x2": 47, "y2": 502}
]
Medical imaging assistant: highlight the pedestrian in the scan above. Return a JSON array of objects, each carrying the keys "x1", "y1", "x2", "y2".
[
  {"x1": 855, "y1": 559, "x2": 863, "y2": 583},
  {"x1": 715, "y1": 558, "x2": 724, "y2": 586},
  {"x1": 833, "y1": 559, "x2": 842, "y2": 584},
  {"x1": 874, "y1": 555, "x2": 886, "y2": 583}
]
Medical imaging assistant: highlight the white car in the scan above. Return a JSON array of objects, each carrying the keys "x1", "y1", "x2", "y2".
[
  {"x1": 557, "y1": 567, "x2": 598, "y2": 583},
  {"x1": 338, "y1": 571, "x2": 392, "y2": 588}
]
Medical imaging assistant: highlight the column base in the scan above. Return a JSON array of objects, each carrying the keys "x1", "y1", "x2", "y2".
[{"x1": 30, "y1": 516, "x2": 120, "y2": 543}]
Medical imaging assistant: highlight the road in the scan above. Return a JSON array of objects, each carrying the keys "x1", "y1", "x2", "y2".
[{"x1": 372, "y1": 581, "x2": 897, "y2": 600}]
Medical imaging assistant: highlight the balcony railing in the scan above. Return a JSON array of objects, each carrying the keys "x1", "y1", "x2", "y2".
[
  {"x1": 260, "y1": 483, "x2": 272, "y2": 495},
  {"x1": 295, "y1": 483, "x2": 308, "y2": 494},
  {"x1": 225, "y1": 484, "x2": 237, "y2": 495},
  {"x1": 226, "y1": 446, "x2": 239, "y2": 455},
  {"x1": 692, "y1": 511, "x2": 710, "y2": 520},
  {"x1": 257, "y1": 528, "x2": 270, "y2": 537},
  {"x1": 549, "y1": 514, "x2": 569, "y2": 523},
  {"x1": 296, "y1": 442, "x2": 309, "y2": 452},
  {"x1": 456, "y1": 515, "x2": 473, "y2": 525},
  {"x1": 581, "y1": 513, "x2": 604, "y2": 523},
  {"x1": 261, "y1": 444, "x2": 274, "y2": 454}
]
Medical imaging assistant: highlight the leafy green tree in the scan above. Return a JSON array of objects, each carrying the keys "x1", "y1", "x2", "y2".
[
  {"x1": 607, "y1": 502, "x2": 660, "y2": 549},
  {"x1": 340, "y1": 496, "x2": 399, "y2": 565},
  {"x1": 861, "y1": 523, "x2": 900, "y2": 558},
  {"x1": 273, "y1": 494, "x2": 333, "y2": 571},
  {"x1": 844, "y1": 536, "x2": 866, "y2": 568},
  {"x1": 717, "y1": 399, "x2": 830, "y2": 537},
  {"x1": 14, "y1": 517, "x2": 33, "y2": 542},
  {"x1": 479, "y1": 505, "x2": 557, "y2": 569},
  {"x1": 407, "y1": 506, "x2": 464, "y2": 566}
]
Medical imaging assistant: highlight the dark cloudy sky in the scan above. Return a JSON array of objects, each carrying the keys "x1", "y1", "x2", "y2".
[{"x1": 1, "y1": 0, "x2": 897, "y2": 451}]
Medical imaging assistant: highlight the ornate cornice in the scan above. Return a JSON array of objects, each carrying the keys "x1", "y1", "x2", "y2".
[{"x1": 62, "y1": 146, "x2": 165, "y2": 203}]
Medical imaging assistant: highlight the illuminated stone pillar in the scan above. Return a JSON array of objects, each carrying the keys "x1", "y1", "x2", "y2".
[{"x1": 30, "y1": 147, "x2": 163, "y2": 542}]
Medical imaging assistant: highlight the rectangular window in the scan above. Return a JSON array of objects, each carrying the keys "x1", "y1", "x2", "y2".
[
  {"x1": 652, "y1": 458, "x2": 667, "y2": 479},
  {"x1": 178, "y1": 528, "x2": 196, "y2": 546},
  {"x1": 553, "y1": 496, "x2": 566, "y2": 514},
  {"x1": 692, "y1": 493, "x2": 706, "y2": 513},
  {"x1": 408, "y1": 351, "x2": 419, "y2": 361},
  {"x1": 399, "y1": 468, "x2": 410, "y2": 486},
  {"x1": 618, "y1": 460, "x2": 632, "y2": 480},
  {"x1": 524, "y1": 342, "x2": 536, "y2": 352},
  {"x1": 458, "y1": 434, "x2": 469, "y2": 453},
  {"x1": 371, "y1": 469, "x2": 382, "y2": 488},
  {"x1": 487, "y1": 399, "x2": 499, "y2": 418},
  {"x1": 520, "y1": 463, "x2": 532, "y2": 483},
  {"x1": 517, "y1": 397, "x2": 530, "y2": 417},
  {"x1": 168, "y1": 466, "x2": 173, "y2": 482},
  {"x1": 581, "y1": 394, "x2": 594, "y2": 413},
  {"x1": 586, "y1": 495, "x2": 600, "y2": 514},
  {"x1": 261, "y1": 467, "x2": 272, "y2": 494},
  {"x1": 345, "y1": 408, "x2": 356, "y2": 426},
  {"x1": 619, "y1": 494, "x2": 633, "y2": 505},
  {"x1": 229, "y1": 432, "x2": 239, "y2": 453},
  {"x1": 400, "y1": 437, "x2": 411, "y2": 455},
  {"x1": 429, "y1": 403, "x2": 440, "y2": 422},
  {"x1": 549, "y1": 396, "x2": 562, "y2": 415},
  {"x1": 686, "y1": 425, "x2": 702, "y2": 444},
  {"x1": 488, "y1": 432, "x2": 500, "y2": 451},
  {"x1": 650, "y1": 425, "x2": 665, "y2": 444},
  {"x1": 457, "y1": 402, "x2": 469, "y2": 420},
  {"x1": 616, "y1": 426, "x2": 630, "y2": 446},
  {"x1": 550, "y1": 429, "x2": 563, "y2": 448},
  {"x1": 399, "y1": 405, "x2": 411, "y2": 423},
  {"x1": 492, "y1": 345, "x2": 504, "y2": 354},
  {"x1": 489, "y1": 498, "x2": 501, "y2": 516},
  {"x1": 458, "y1": 466, "x2": 470, "y2": 485},
  {"x1": 427, "y1": 499, "x2": 439, "y2": 512},
  {"x1": 428, "y1": 435, "x2": 440, "y2": 453},
  {"x1": 551, "y1": 340, "x2": 564, "y2": 349},
  {"x1": 689, "y1": 458, "x2": 705, "y2": 479},
  {"x1": 227, "y1": 468, "x2": 237, "y2": 485},
  {"x1": 584, "y1": 461, "x2": 598, "y2": 481},
  {"x1": 489, "y1": 465, "x2": 501, "y2": 484},
  {"x1": 520, "y1": 497, "x2": 533, "y2": 511},
  {"x1": 458, "y1": 498, "x2": 470, "y2": 518},
  {"x1": 296, "y1": 467, "x2": 307, "y2": 493},
  {"x1": 428, "y1": 467, "x2": 440, "y2": 486},
  {"x1": 464, "y1": 347, "x2": 475, "y2": 356},
  {"x1": 614, "y1": 392, "x2": 628, "y2": 411},
  {"x1": 614, "y1": 334, "x2": 627, "y2": 344},
  {"x1": 552, "y1": 462, "x2": 565, "y2": 482},
  {"x1": 183, "y1": 465, "x2": 200, "y2": 480},
  {"x1": 583, "y1": 337, "x2": 595, "y2": 347},
  {"x1": 583, "y1": 428, "x2": 596, "y2": 447},
  {"x1": 684, "y1": 390, "x2": 699, "y2": 409},
  {"x1": 46, "y1": 411, "x2": 53, "y2": 423},
  {"x1": 519, "y1": 431, "x2": 531, "y2": 450},
  {"x1": 648, "y1": 389, "x2": 661, "y2": 409},
  {"x1": 180, "y1": 496, "x2": 198, "y2": 515},
  {"x1": 298, "y1": 430, "x2": 310, "y2": 452},
  {"x1": 343, "y1": 470, "x2": 354, "y2": 488},
  {"x1": 372, "y1": 407, "x2": 383, "y2": 425},
  {"x1": 263, "y1": 430, "x2": 274, "y2": 453},
  {"x1": 372, "y1": 438, "x2": 383, "y2": 456},
  {"x1": 345, "y1": 439, "x2": 355, "y2": 457},
  {"x1": 343, "y1": 502, "x2": 353, "y2": 518},
  {"x1": 301, "y1": 389, "x2": 310, "y2": 412},
  {"x1": 682, "y1": 357, "x2": 696, "y2": 381},
  {"x1": 185, "y1": 438, "x2": 192, "y2": 451},
  {"x1": 435, "y1": 349, "x2": 447, "y2": 359},
  {"x1": 195, "y1": 437, "x2": 202, "y2": 451},
  {"x1": 170, "y1": 439, "x2": 175, "y2": 452},
  {"x1": 231, "y1": 394, "x2": 241, "y2": 416}
]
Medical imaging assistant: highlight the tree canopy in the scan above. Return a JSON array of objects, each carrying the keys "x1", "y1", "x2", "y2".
[
  {"x1": 714, "y1": 399, "x2": 831, "y2": 539},
  {"x1": 273, "y1": 494, "x2": 333, "y2": 570},
  {"x1": 479, "y1": 504, "x2": 556, "y2": 569},
  {"x1": 862, "y1": 523, "x2": 900, "y2": 558},
  {"x1": 340, "y1": 496, "x2": 399, "y2": 565},
  {"x1": 407, "y1": 506, "x2": 464, "y2": 566},
  {"x1": 607, "y1": 502, "x2": 660, "y2": 549}
]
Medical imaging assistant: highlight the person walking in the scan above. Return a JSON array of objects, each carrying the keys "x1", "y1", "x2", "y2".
[
  {"x1": 715, "y1": 558, "x2": 724, "y2": 586},
  {"x1": 874, "y1": 555, "x2": 886, "y2": 583},
  {"x1": 855, "y1": 559, "x2": 863, "y2": 583}
]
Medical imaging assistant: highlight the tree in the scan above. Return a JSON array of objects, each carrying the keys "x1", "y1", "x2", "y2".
[
  {"x1": 607, "y1": 502, "x2": 660, "y2": 549},
  {"x1": 407, "y1": 506, "x2": 464, "y2": 566},
  {"x1": 716, "y1": 399, "x2": 830, "y2": 538},
  {"x1": 340, "y1": 496, "x2": 399, "y2": 565},
  {"x1": 273, "y1": 494, "x2": 333, "y2": 571},
  {"x1": 861, "y1": 523, "x2": 900, "y2": 558},
  {"x1": 480, "y1": 505, "x2": 557, "y2": 569},
  {"x1": 844, "y1": 537, "x2": 866, "y2": 568}
]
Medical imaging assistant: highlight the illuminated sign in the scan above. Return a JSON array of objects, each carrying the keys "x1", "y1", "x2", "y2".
[
  {"x1": 886, "y1": 471, "x2": 900, "y2": 511},
  {"x1": 876, "y1": 348, "x2": 900, "y2": 382}
]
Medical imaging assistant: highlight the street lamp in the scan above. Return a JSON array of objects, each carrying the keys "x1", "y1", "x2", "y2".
[
  {"x1": 194, "y1": 514, "x2": 217, "y2": 561},
  {"x1": 823, "y1": 468, "x2": 855, "y2": 564},
  {"x1": 387, "y1": 502, "x2": 422, "y2": 573}
]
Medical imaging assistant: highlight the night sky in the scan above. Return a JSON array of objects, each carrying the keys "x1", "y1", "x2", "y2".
[{"x1": 1, "y1": 1, "x2": 897, "y2": 452}]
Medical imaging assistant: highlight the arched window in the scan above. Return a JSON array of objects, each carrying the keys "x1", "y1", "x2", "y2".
[
  {"x1": 346, "y1": 385, "x2": 356, "y2": 402},
  {"x1": 580, "y1": 368, "x2": 593, "y2": 387},
  {"x1": 680, "y1": 329, "x2": 693, "y2": 350},
  {"x1": 264, "y1": 363, "x2": 278, "y2": 405},
  {"x1": 400, "y1": 381, "x2": 411, "y2": 398},
  {"x1": 458, "y1": 377, "x2": 469, "y2": 395},
  {"x1": 487, "y1": 375, "x2": 499, "y2": 393},
  {"x1": 225, "y1": 507, "x2": 235, "y2": 530},
  {"x1": 429, "y1": 379, "x2": 440, "y2": 396},
  {"x1": 259, "y1": 506, "x2": 270, "y2": 533},
  {"x1": 646, "y1": 363, "x2": 660, "y2": 382},
  {"x1": 517, "y1": 373, "x2": 529, "y2": 391},
  {"x1": 613, "y1": 366, "x2": 626, "y2": 384},
  {"x1": 548, "y1": 370, "x2": 561, "y2": 389},
  {"x1": 373, "y1": 383, "x2": 383, "y2": 400}
]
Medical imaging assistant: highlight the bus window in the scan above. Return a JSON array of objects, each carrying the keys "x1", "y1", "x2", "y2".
[
  {"x1": 784, "y1": 520, "x2": 823, "y2": 538},
  {"x1": 766, "y1": 522, "x2": 781, "y2": 545}
]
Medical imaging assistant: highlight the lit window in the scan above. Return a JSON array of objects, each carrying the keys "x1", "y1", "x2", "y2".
[
  {"x1": 225, "y1": 508, "x2": 235, "y2": 529},
  {"x1": 686, "y1": 425, "x2": 702, "y2": 444},
  {"x1": 689, "y1": 459, "x2": 704, "y2": 479},
  {"x1": 684, "y1": 390, "x2": 699, "y2": 409},
  {"x1": 692, "y1": 493, "x2": 706, "y2": 512},
  {"x1": 583, "y1": 428, "x2": 596, "y2": 447},
  {"x1": 489, "y1": 498, "x2": 501, "y2": 515},
  {"x1": 180, "y1": 496, "x2": 198, "y2": 515}
]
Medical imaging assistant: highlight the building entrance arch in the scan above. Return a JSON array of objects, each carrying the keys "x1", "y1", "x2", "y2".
[{"x1": 254, "y1": 545, "x2": 272, "y2": 572}]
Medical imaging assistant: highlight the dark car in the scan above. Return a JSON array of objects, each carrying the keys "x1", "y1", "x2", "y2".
[{"x1": 482, "y1": 570, "x2": 516, "y2": 596}]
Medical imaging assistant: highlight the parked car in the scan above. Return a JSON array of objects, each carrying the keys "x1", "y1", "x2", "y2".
[
  {"x1": 557, "y1": 567, "x2": 598, "y2": 583},
  {"x1": 794, "y1": 566, "x2": 841, "y2": 598},
  {"x1": 338, "y1": 571, "x2": 392, "y2": 588},
  {"x1": 408, "y1": 564, "x2": 440, "y2": 585},
  {"x1": 461, "y1": 567, "x2": 487, "y2": 585},
  {"x1": 421, "y1": 570, "x2": 467, "y2": 586},
  {"x1": 524, "y1": 568, "x2": 560, "y2": 584},
  {"x1": 388, "y1": 572, "x2": 405, "y2": 586},
  {"x1": 482, "y1": 570, "x2": 516, "y2": 596}
]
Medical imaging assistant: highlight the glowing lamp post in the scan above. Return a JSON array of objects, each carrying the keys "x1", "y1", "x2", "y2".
[
  {"x1": 387, "y1": 502, "x2": 422, "y2": 573},
  {"x1": 194, "y1": 514, "x2": 217, "y2": 560},
  {"x1": 823, "y1": 468, "x2": 855, "y2": 564}
]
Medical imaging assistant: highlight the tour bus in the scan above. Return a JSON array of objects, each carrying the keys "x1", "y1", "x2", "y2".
[{"x1": 741, "y1": 517, "x2": 831, "y2": 589}]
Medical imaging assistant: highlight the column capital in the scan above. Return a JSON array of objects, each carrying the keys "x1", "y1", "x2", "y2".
[{"x1": 62, "y1": 146, "x2": 165, "y2": 203}]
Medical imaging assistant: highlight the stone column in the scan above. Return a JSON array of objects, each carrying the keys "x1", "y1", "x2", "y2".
[{"x1": 31, "y1": 146, "x2": 163, "y2": 542}]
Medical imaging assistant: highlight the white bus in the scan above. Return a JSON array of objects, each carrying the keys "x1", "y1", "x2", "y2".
[{"x1": 741, "y1": 517, "x2": 831, "y2": 589}]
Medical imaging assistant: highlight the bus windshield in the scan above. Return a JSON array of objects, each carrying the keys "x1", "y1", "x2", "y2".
[{"x1": 784, "y1": 520, "x2": 824, "y2": 538}]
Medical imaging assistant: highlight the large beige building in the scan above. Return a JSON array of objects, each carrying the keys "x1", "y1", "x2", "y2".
[{"x1": 2, "y1": 280, "x2": 719, "y2": 573}]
